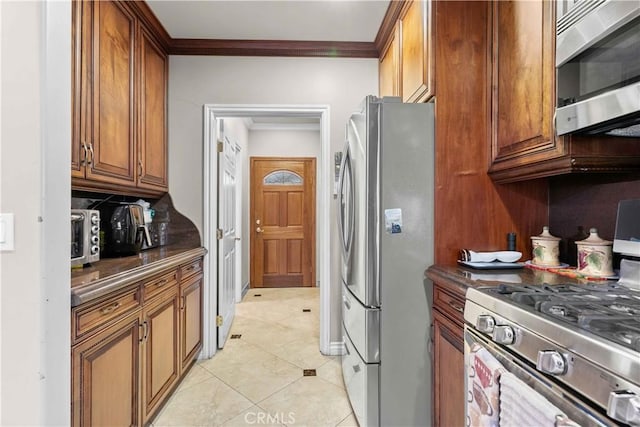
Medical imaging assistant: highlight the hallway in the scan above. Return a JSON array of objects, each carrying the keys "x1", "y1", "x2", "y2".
[{"x1": 153, "y1": 288, "x2": 357, "y2": 426}]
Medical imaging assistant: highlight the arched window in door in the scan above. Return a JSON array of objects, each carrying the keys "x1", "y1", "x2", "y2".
[{"x1": 263, "y1": 170, "x2": 303, "y2": 185}]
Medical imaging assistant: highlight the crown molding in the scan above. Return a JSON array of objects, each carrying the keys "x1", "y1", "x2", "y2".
[
  {"x1": 128, "y1": 1, "x2": 172, "y2": 51},
  {"x1": 374, "y1": 0, "x2": 407, "y2": 53},
  {"x1": 168, "y1": 39, "x2": 379, "y2": 58}
]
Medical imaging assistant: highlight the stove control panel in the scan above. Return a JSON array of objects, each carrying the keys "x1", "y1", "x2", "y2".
[
  {"x1": 536, "y1": 350, "x2": 567, "y2": 375},
  {"x1": 608, "y1": 391, "x2": 640, "y2": 425}
]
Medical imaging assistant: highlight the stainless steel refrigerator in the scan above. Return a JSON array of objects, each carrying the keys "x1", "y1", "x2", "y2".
[{"x1": 337, "y1": 96, "x2": 434, "y2": 427}]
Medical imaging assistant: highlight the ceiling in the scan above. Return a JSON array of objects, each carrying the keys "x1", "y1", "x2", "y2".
[{"x1": 146, "y1": 0, "x2": 390, "y2": 42}]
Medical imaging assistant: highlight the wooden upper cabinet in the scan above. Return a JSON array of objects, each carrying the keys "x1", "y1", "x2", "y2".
[
  {"x1": 138, "y1": 26, "x2": 169, "y2": 191},
  {"x1": 71, "y1": 0, "x2": 169, "y2": 196},
  {"x1": 400, "y1": 0, "x2": 433, "y2": 102},
  {"x1": 379, "y1": 25, "x2": 399, "y2": 97},
  {"x1": 488, "y1": 0, "x2": 640, "y2": 183},
  {"x1": 87, "y1": 0, "x2": 137, "y2": 186},
  {"x1": 489, "y1": 1, "x2": 557, "y2": 167}
]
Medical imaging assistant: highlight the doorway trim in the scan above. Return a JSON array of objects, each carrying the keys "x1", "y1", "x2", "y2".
[{"x1": 202, "y1": 104, "x2": 331, "y2": 358}]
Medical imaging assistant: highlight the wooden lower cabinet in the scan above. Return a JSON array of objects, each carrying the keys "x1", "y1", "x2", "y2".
[
  {"x1": 433, "y1": 309, "x2": 465, "y2": 427},
  {"x1": 72, "y1": 257, "x2": 204, "y2": 426},
  {"x1": 180, "y1": 274, "x2": 203, "y2": 370},
  {"x1": 72, "y1": 312, "x2": 142, "y2": 427},
  {"x1": 142, "y1": 289, "x2": 180, "y2": 422}
]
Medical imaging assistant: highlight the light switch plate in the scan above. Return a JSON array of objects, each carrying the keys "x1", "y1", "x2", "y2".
[{"x1": 0, "y1": 213, "x2": 15, "y2": 251}]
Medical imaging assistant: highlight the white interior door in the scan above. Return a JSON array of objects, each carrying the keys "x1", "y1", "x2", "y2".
[{"x1": 218, "y1": 120, "x2": 237, "y2": 349}]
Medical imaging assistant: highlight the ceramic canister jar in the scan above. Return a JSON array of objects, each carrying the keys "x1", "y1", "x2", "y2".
[
  {"x1": 531, "y1": 226, "x2": 561, "y2": 266},
  {"x1": 576, "y1": 228, "x2": 614, "y2": 277}
]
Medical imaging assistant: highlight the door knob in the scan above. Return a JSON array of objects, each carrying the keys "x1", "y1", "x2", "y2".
[{"x1": 256, "y1": 227, "x2": 263, "y2": 233}]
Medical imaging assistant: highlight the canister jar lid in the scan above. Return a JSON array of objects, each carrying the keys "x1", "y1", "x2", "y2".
[
  {"x1": 531, "y1": 226, "x2": 560, "y2": 241},
  {"x1": 576, "y1": 228, "x2": 612, "y2": 246}
]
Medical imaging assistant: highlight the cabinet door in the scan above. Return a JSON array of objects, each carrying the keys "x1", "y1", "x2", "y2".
[
  {"x1": 489, "y1": 1, "x2": 561, "y2": 168},
  {"x1": 379, "y1": 25, "x2": 399, "y2": 97},
  {"x1": 71, "y1": 0, "x2": 91, "y2": 179},
  {"x1": 87, "y1": 0, "x2": 137, "y2": 187},
  {"x1": 400, "y1": 0, "x2": 433, "y2": 102},
  {"x1": 71, "y1": 313, "x2": 142, "y2": 427},
  {"x1": 137, "y1": 26, "x2": 168, "y2": 192},
  {"x1": 181, "y1": 273, "x2": 203, "y2": 370},
  {"x1": 433, "y1": 309, "x2": 465, "y2": 427},
  {"x1": 142, "y1": 289, "x2": 180, "y2": 422}
]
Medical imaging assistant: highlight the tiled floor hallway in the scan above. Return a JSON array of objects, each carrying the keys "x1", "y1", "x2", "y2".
[{"x1": 153, "y1": 287, "x2": 358, "y2": 426}]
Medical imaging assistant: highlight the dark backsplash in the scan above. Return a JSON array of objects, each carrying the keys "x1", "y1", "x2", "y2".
[{"x1": 549, "y1": 174, "x2": 640, "y2": 266}]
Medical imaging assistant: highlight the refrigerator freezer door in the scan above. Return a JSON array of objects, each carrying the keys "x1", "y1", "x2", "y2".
[
  {"x1": 342, "y1": 283, "x2": 380, "y2": 363},
  {"x1": 342, "y1": 324, "x2": 379, "y2": 427},
  {"x1": 341, "y1": 97, "x2": 380, "y2": 308}
]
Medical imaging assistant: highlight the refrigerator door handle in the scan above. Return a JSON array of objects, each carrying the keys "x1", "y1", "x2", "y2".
[{"x1": 337, "y1": 144, "x2": 354, "y2": 260}]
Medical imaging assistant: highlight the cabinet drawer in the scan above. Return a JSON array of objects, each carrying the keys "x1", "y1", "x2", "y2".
[
  {"x1": 143, "y1": 269, "x2": 178, "y2": 302},
  {"x1": 179, "y1": 258, "x2": 202, "y2": 281},
  {"x1": 72, "y1": 286, "x2": 141, "y2": 344},
  {"x1": 433, "y1": 284, "x2": 465, "y2": 324}
]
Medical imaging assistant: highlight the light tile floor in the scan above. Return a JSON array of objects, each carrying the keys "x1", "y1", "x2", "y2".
[{"x1": 153, "y1": 288, "x2": 358, "y2": 427}]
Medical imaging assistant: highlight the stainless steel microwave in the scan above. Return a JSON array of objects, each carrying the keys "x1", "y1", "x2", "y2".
[
  {"x1": 71, "y1": 209, "x2": 100, "y2": 267},
  {"x1": 555, "y1": 0, "x2": 640, "y2": 137}
]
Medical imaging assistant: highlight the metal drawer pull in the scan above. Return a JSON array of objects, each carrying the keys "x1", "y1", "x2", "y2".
[
  {"x1": 343, "y1": 296, "x2": 351, "y2": 310},
  {"x1": 100, "y1": 302, "x2": 120, "y2": 315},
  {"x1": 155, "y1": 279, "x2": 169, "y2": 287},
  {"x1": 449, "y1": 300, "x2": 464, "y2": 313}
]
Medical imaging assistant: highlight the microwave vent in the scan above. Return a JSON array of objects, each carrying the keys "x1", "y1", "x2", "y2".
[{"x1": 557, "y1": 0, "x2": 606, "y2": 35}]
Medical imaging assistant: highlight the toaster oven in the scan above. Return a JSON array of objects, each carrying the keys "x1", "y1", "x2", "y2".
[{"x1": 71, "y1": 209, "x2": 100, "y2": 267}]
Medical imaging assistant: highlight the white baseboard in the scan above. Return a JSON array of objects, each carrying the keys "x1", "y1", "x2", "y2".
[
  {"x1": 241, "y1": 281, "x2": 250, "y2": 298},
  {"x1": 326, "y1": 341, "x2": 345, "y2": 356}
]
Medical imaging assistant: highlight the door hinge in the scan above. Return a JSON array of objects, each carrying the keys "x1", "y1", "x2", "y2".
[
  {"x1": 217, "y1": 140, "x2": 224, "y2": 153},
  {"x1": 216, "y1": 315, "x2": 223, "y2": 327},
  {"x1": 216, "y1": 228, "x2": 223, "y2": 240}
]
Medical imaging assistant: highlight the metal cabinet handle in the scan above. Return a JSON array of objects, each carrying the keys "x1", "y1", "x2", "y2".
[
  {"x1": 87, "y1": 143, "x2": 94, "y2": 166},
  {"x1": 100, "y1": 301, "x2": 120, "y2": 315},
  {"x1": 138, "y1": 160, "x2": 143, "y2": 177},
  {"x1": 80, "y1": 141, "x2": 88, "y2": 166},
  {"x1": 142, "y1": 320, "x2": 149, "y2": 341},
  {"x1": 449, "y1": 300, "x2": 464, "y2": 313},
  {"x1": 180, "y1": 296, "x2": 185, "y2": 311}
]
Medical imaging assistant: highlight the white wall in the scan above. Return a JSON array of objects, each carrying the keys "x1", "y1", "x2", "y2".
[
  {"x1": 169, "y1": 56, "x2": 377, "y2": 342},
  {"x1": 248, "y1": 128, "x2": 321, "y2": 158},
  {"x1": 0, "y1": 1, "x2": 70, "y2": 424}
]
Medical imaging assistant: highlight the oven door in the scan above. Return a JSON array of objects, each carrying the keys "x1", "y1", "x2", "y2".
[{"x1": 464, "y1": 326, "x2": 617, "y2": 427}]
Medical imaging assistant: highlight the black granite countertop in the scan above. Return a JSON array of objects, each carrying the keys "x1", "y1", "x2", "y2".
[
  {"x1": 71, "y1": 245, "x2": 207, "y2": 307},
  {"x1": 426, "y1": 263, "x2": 617, "y2": 296}
]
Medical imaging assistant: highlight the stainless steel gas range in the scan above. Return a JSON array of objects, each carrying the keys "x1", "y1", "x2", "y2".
[{"x1": 464, "y1": 281, "x2": 640, "y2": 426}]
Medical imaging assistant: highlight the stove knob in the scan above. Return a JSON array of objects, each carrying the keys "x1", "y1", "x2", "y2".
[
  {"x1": 492, "y1": 325, "x2": 514, "y2": 345},
  {"x1": 91, "y1": 215, "x2": 100, "y2": 225},
  {"x1": 476, "y1": 315, "x2": 495, "y2": 333},
  {"x1": 536, "y1": 350, "x2": 566, "y2": 375},
  {"x1": 91, "y1": 245, "x2": 99, "y2": 255},
  {"x1": 608, "y1": 391, "x2": 640, "y2": 425},
  {"x1": 91, "y1": 235, "x2": 99, "y2": 245}
]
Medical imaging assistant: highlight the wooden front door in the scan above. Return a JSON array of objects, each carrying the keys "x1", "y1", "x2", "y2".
[{"x1": 251, "y1": 158, "x2": 316, "y2": 288}]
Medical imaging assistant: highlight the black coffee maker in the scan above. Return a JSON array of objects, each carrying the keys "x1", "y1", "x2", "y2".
[{"x1": 97, "y1": 203, "x2": 151, "y2": 257}]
